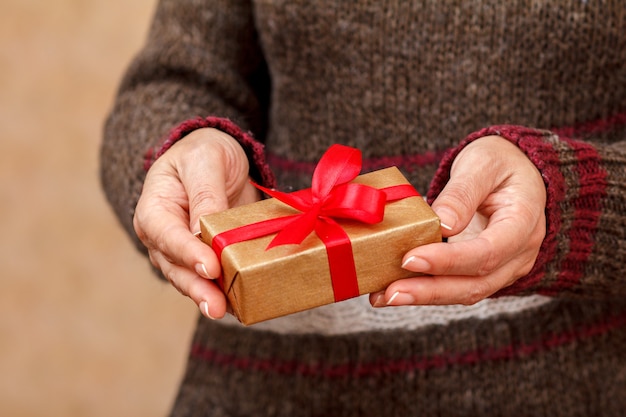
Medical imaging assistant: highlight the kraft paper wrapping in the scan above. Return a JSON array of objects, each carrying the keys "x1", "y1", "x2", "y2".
[{"x1": 199, "y1": 167, "x2": 441, "y2": 325}]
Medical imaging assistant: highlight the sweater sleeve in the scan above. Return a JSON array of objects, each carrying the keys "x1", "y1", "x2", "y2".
[
  {"x1": 100, "y1": 0, "x2": 272, "y2": 252},
  {"x1": 427, "y1": 124, "x2": 626, "y2": 300}
]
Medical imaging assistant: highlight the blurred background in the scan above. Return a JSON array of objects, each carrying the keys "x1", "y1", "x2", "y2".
[{"x1": 0, "y1": 0, "x2": 199, "y2": 416}]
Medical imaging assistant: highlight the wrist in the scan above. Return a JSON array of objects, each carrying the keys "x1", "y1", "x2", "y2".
[{"x1": 143, "y1": 116, "x2": 276, "y2": 188}]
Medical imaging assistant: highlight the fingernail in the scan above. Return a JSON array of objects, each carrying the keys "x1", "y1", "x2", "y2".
[
  {"x1": 195, "y1": 263, "x2": 212, "y2": 279},
  {"x1": 372, "y1": 292, "x2": 385, "y2": 307},
  {"x1": 401, "y1": 256, "x2": 430, "y2": 272},
  {"x1": 386, "y1": 291, "x2": 416, "y2": 306},
  {"x1": 199, "y1": 301, "x2": 215, "y2": 320},
  {"x1": 401, "y1": 256, "x2": 415, "y2": 269},
  {"x1": 434, "y1": 207, "x2": 456, "y2": 231}
]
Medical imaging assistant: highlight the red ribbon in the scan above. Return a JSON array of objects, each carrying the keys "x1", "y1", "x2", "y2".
[{"x1": 211, "y1": 144, "x2": 420, "y2": 302}]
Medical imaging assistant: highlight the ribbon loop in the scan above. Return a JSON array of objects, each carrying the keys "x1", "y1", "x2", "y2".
[
  {"x1": 311, "y1": 144, "x2": 362, "y2": 197},
  {"x1": 257, "y1": 144, "x2": 388, "y2": 247}
]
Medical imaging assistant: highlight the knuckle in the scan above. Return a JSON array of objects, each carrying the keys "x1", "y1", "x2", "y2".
[
  {"x1": 529, "y1": 222, "x2": 547, "y2": 248},
  {"x1": 442, "y1": 183, "x2": 476, "y2": 213},
  {"x1": 147, "y1": 250, "x2": 160, "y2": 269},
  {"x1": 165, "y1": 269, "x2": 187, "y2": 296},
  {"x1": 475, "y1": 238, "x2": 500, "y2": 276},
  {"x1": 438, "y1": 256, "x2": 457, "y2": 276},
  {"x1": 420, "y1": 291, "x2": 442, "y2": 305},
  {"x1": 518, "y1": 254, "x2": 536, "y2": 276},
  {"x1": 515, "y1": 252, "x2": 539, "y2": 279},
  {"x1": 461, "y1": 281, "x2": 493, "y2": 305},
  {"x1": 424, "y1": 290, "x2": 445, "y2": 305},
  {"x1": 153, "y1": 224, "x2": 178, "y2": 255},
  {"x1": 477, "y1": 256, "x2": 499, "y2": 277},
  {"x1": 133, "y1": 210, "x2": 148, "y2": 242},
  {"x1": 190, "y1": 187, "x2": 228, "y2": 212},
  {"x1": 170, "y1": 281, "x2": 186, "y2": 297},
  {"x1": 516, "y1": 204, "x2": 547, "y2": 246}
]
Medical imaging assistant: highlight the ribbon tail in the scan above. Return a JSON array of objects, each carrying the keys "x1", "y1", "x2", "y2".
[
  {"x1": 267, "y1": 209, "x2": 319, "y2": 248},
  {"x1": 315, "y1": 218, "x2": 360, "y2": 302},
  {"x1": 253, "y1": 182, "x2": 313, "y2": 211}
]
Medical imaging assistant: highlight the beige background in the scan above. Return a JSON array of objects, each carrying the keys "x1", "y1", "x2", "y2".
[{"x1": 0, "y1": 1, "x2": 199, "y2": 416}]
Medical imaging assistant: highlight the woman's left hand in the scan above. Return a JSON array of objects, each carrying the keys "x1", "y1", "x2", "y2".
[{"x1": 370, "y1": 135, "x2": 547, "y2": 307}]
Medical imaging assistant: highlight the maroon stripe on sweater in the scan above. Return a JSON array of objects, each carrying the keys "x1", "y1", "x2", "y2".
[
  {"x1": 191, "y1": 311, "x2": 626, "y2": 378},
  {"x1": 552, "y1": 111, "x2": 626, "y2": 138},
  {"x1": 265, "y1": 111, "x2": 626, "y2": 176},
  {"x1": 267, "y1": 149, "x2": 447, "y2": 176},
  {"x1": 542, "y1": 139, "x2": 608, "y2": 295}
]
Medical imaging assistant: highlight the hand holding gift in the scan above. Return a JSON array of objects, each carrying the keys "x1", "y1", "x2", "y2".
[
  {"x1": 372, "y1": 135, "x2": 546, "y2": 307},
  {"x1": 133, "y1": 128, "x2": 261, "y2": 320},
  {"x1": 134, "y1": 131, "x2": 545, "y2": 324}
]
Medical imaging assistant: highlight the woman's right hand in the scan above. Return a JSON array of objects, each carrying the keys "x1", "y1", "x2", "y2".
[{"x1": 133, "y1": 128, "x2": 261, "y2": 319}]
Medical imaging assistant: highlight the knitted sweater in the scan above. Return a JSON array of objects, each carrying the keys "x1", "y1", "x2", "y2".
[{"x1": 101, "y1": 1, "x2": 626, "y2": 416}]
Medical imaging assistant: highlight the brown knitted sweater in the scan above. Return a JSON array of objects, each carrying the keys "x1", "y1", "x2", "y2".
[{"x1": 101, "y1": 1, "x2": 626, "y2": 416}]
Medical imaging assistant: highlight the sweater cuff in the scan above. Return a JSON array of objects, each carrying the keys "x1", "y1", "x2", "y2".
[
  {"x1": 144, "y1": 116, "x2": 276, "y2": 188},
  {"x1": 427, "y1": 125, "x2": 560, "y2": 296}
]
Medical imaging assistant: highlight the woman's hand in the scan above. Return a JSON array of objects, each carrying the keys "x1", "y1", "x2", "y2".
[
  {"x1": 133, "y1": 128, "x2": 260, "y2": 319},
  {"x1": 371, "y1": 135, "x2": 547, "y2": 307}
]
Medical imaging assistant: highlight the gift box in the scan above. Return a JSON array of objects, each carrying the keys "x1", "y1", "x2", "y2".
[{"x1": 199, "y1": 145, "x2": 441, "y2": 325}]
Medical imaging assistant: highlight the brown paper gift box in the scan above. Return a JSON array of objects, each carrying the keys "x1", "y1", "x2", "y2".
[{"x1": 199, "y1": 167, "x2": 441, "y2": 325}]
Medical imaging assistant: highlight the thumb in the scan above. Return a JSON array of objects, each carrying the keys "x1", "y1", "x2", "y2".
[
  {"x1": 430, "y1": 160, "x2": 495, "y2": 237},
  {"x1": 174, "y1": 129, "x2": 249, "y2": 233},
  {"x1": 183, "y1": 161, "x2": 230, "y2": 234}
]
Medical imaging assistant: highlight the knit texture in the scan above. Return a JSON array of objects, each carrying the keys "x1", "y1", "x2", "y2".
[
  {"x1": 176, "y1": 299, "x2": 626, "y2": 417},
  {"x1": 100, "y1": 0, "x2": 626, "y2": 415}
]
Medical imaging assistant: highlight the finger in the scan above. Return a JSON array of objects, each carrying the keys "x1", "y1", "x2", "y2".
[
  {"x1": 401, "y1": 233, "x2": 516, "y2": 278},
  {"x1": 368, "y1": 259, "x2": 523, "y2": 307},
  {"x1": 136, "y1": 205, "x2": 223, "y2": 279},
  {"x1": 157, "y1": 217, "x2": 223, "y2": 279},
  {"x1": 430, "y1": 136, "x2": 526, "y2": 236},
  {"x1": 432, "y1": 175, "x2": 492, "y2": 237},
  {"x1": 152, "y1": 251, "x2": 228, "y2": 319},
  {"x1": 374, "y1": 262, "x2": 520, "y2": 307},
  {"x1": 180, "y1": 159, "x2": 230, "y2": 234},
  {"x1": 423, "y1": 191, "x2": 545, "y2": 278},
  {"x1": 172, "y1": 129, "x2": 250, "y2": 233}
]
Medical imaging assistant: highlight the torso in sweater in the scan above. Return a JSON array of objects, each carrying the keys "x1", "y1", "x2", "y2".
[
  {"x1": 215, "y1": 0, "x2": 626, "y2": 334},
  {"x1": 251, "y1": 0, "x2": 625, "y2": 191}
]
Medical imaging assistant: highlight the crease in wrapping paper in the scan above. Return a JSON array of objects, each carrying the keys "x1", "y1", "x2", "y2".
[{"x1": 200, "y1": 167, "x2": 442, "y2": 325}]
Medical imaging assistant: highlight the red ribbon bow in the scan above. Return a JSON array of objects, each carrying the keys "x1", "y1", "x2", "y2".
[
  {"x1": 212, "y1": 144, "x2": 419, "y2": 302},
  {"x1": 256, "y1": 144, "x2": 388, "y2": 248}
]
